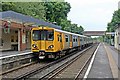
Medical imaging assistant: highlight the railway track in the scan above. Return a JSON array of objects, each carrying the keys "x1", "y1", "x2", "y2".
[
  {"x1": 11, "y1": 44, "x2": 96, "y2": 80},
  {"x1": 2, "y1": 47, "x2": 79, "y2": 79},
  {"x1": 2, "y1": 61, "x2": 50, "y2": 78},
  {"x1": 1, "y1": 52, "x2": 35, "y2": 75},
  {"x1": 40, "y1": 44, "x2": 98, "y2": 79}
]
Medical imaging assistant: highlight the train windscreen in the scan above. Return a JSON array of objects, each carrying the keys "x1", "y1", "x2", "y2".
[{"x1": 32, "y1": 30, "x2": 54, "y2": 41}]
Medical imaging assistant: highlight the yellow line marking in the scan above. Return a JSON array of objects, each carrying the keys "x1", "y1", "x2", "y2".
[{"x1": 104, "y1": 43, "x2": 118, "y2": 79}]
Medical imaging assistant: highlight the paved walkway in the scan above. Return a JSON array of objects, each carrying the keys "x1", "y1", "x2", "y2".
[
  {"x1": 88, "y1": 43, "x2": 113, "y2": 78},
  {"x1": 104, "y1": 44, "x2": 120, "y2": 79},
  {"x1": 107, "y1": 44, "x2": 120, "y2": 69}
]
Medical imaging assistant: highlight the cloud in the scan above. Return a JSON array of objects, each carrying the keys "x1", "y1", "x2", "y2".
[
  {"x1": 65, "y1": 0, "x2": 119, "y2": 31},
  {"x1": 65, "y1": 0, "x2": 119, "y2": 6}
]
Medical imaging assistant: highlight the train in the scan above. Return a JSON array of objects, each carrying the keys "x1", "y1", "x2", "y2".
[{"x1": 31, "y1": 26, "x2": 93, "y2": 59}]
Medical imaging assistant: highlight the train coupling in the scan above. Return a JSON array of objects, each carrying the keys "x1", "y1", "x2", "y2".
[{"x1": 38, "y1": 51, "x2": 45, "y2": 59}]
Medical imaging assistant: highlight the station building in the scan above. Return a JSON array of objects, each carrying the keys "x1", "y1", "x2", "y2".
[
  {"x1": 114, "y1": 24, "x2": 120, "y2": 51},
  {"x1": 0, "y1": 11, "x2": 61, "y2": 51},
  {"x1": 115, "y1": 1, "x2": 120, "y2": 51}
]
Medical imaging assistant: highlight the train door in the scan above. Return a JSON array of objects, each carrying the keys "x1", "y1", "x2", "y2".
[
  {"x1": 59, "y1": 33, "x2": 63, "y2": 50},
  {"x1": 56, "y1": 32, "x2": 63, "y2": 51},
  {"x1": 40, "y1": 30, "x2": 46, "y2": 50},
  {"x1": 78, "y1": 36, "x2": 80, "y2": 46},
  {"x1": 70, "y1": 34, "x2": 73, "y2": 48}
]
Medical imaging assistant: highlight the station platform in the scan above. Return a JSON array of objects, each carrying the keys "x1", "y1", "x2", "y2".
[
  {"x1": 0, "y1": 49, "x2": 33, "y2": 74},
  {"x1": 85, "y1": 43, "x2": 119, "y2": 79},
  {"x1": 0, "y1": 49, "x2": 31, "y2": 57},
  {"x1": 108, "y1": 45, "x2": 120, "y2": 69}
]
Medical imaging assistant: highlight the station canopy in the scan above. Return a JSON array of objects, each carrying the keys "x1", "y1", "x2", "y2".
[{"x1": 0, "y1": 11, "x2": 61, "y2": 29}]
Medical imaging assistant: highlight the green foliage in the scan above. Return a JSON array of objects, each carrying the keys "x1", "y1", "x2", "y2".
[
  {"x1": 107, "y1": 9, "x2": 120, "y2": 32},
  {"x1": 1, "y1": 2, "x2": 46, "y2": 20},
  {"x1": 1, "y1": 2, "x2": 84, "y2": 34},
  {"x1": 1, "y1": 2, "x2": 15, "y2": 11},
  {"x1": 106, "y1": 9, "x2": 120, "y2": 43},
  {"x1": 56, "y1": 19, "x2": 84, "y2": 34},
  {"x1": 44, "y1": 2, "x2": 84, "y2": 34},
  {"x1": 44, "y1": 2, "x2": 71, "y2": 23},
  {"x1": 107, "y1": 22, "x2": 115, "y2": 32},
  {"x1": 97, "y1": 36, "x2": 104, "y2": 42}
]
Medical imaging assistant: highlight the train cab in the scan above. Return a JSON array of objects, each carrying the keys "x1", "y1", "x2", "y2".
[{"x1": 31, "y1": 27, "x2": 55, "y2": 59}]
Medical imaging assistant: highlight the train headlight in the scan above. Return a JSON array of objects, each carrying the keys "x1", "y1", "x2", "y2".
[
  {"x1": 48, "y1": 45, "x2": 54, "y2": 49},
  {"x1": 32, "y1": 44, "x2": 37, "y2": 48}
]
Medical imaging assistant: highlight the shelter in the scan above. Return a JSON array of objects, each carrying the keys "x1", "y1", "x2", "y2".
[
  {"x1": 114, "y1": 24, "x2": 120, "y2": 50},
  {"x1": 0, "y1": 11, "x2": 61, "y2": 51}
]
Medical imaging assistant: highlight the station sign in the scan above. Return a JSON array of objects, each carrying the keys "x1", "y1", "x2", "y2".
[{"x1": 105, "y1": 32, "x2": 115, "y2": 35}]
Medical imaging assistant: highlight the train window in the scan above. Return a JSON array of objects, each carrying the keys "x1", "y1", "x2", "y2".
[
  {"x1": 76, "y1": 39, "x2": 77, "y2": 42},
  {"x1": 47, "y1": 31, "x2": 54, "y2": 41},
  {"x1": 80, "y1": 38, "x2": 82, "y2": 41},
  {"x1": 32, "y1": 30, "x2": 40, "y2": 40},
  {"x1": 65, "y1": 35, "x2": 68, "y2": 42},
  {"x1": 60, "y1": 35, "x2": 62, "y2": 42},
  {"x1": 57, "y1": 35, "x2": 62, "y2": 42},
  {"x1": 57, "y1": 35, "x2": 59, "y2": 41},
  {"x1": 73, "y1": 37, "x2": 75, "y2": 42},
  {"x1": 41, "y1": 30, "x2": 47, "y2": 40},
  {"x1": 32, "y1": 30, "x2": 48, "y2": 40}
]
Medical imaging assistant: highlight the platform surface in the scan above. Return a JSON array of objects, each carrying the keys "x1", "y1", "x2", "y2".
[
  {"x1": 107, "y1": 45, "x2": 120, "y2": 69},
  {"x1": 104, "y1": 44, "x2": 120, "y2": 79},
  {"x1": 0, "y1": 49, "x2": 31, "y2": 57},
  {"x1": 88, "y1": 43, "x2": 113, "y2": 78}
]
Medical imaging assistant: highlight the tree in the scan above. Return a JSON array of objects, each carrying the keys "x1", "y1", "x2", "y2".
[
  {"x1": 107, "y1": 9, "x2": 120, "y2": 32},
  {"x1": 106, "y1": 9, "x2": 120, "y2": 44},
  {"x1": 1, "y1": 2, "x2": 85, "y2": 34},
  {"x1": 44, "y1": 2, "x2": 84, "y2": 33},
  {"x1": 44, "y1": 2, "x2": 71, "y2": 25},
  {"x1": 1, "y1": 2, "x2": 46, "y2": 20},
  {"x1": 77, "y1": 26, "x2": 84, "y2": 34}
]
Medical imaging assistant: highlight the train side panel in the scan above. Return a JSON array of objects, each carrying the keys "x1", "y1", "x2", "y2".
[
  {"x1": 72, "y1": 36, "x2": 78, "y2": 47},
  {"x1": 63, "y1": 33, "x2": 70, "y2": 50},
  {"x1": 54, "y1": 31, "x2": 63, "y2": 52},
  {"x1": 80, "y1": 37, "x2": 83, "y2": 47},
  {"x1": 69, "y1": 34, "x2": 73, "y2": 48},
  {"x1": 78, "y1": 36, "x2": 80, "y2": 47}
]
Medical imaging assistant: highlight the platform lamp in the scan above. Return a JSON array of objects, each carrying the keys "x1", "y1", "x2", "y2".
[
  {"x1": 109, "y1": 28, "x2": 112, "y2": 45},
  {"x1": 53, "y1": 22, "x2": 57, "y2": 25}
]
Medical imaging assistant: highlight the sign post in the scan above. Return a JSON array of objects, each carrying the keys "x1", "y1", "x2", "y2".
[{"x1": 3, "y1": 21, "x2": 11, "y2": 34}]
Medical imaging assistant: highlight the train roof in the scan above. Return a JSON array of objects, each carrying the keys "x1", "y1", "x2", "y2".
[{"x1": 54, "y1": 28, "x2": 86, "y2": 37}]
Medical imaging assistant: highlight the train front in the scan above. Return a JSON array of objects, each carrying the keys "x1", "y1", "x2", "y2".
[{"x1": 31, "y1": 27, "x2": 54, "y2": 59}]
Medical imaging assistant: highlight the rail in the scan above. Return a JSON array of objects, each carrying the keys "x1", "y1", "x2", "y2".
[{"x1": 14, "y1": 44, "x2": 94, "y2": 80}]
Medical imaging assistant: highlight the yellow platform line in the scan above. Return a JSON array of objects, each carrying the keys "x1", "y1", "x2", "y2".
[{"x1": 104, "y1": 43, "x2": 118, "y2": 79}]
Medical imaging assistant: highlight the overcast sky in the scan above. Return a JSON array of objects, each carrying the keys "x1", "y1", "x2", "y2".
[{"x1": 65, "y1": 0, "x2": 119, "y2": 31}]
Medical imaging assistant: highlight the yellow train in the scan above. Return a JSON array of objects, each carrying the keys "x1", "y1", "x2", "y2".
[{"x1": 31, "y1": 26, "x2": 93, "y2": 59}]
